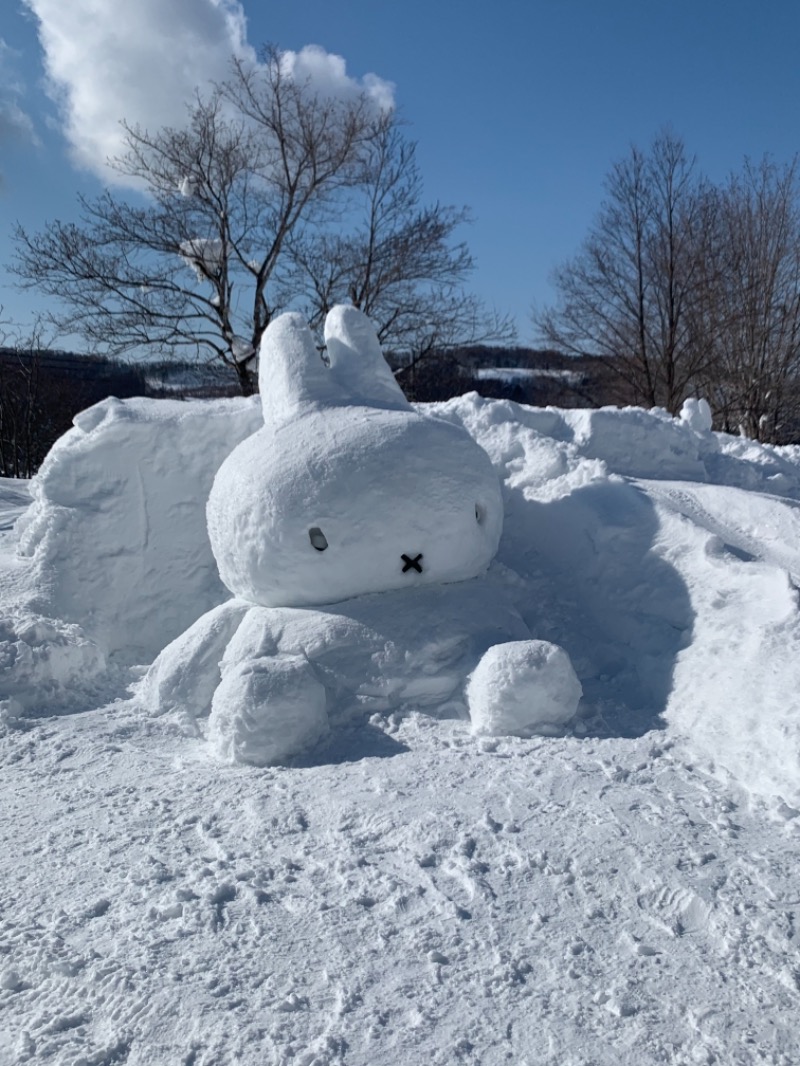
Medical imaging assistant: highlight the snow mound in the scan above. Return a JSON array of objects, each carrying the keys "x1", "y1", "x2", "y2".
[
  {"x1": 434, "y1": 393, "x2": 800, "y2": 804},
  {"x1": 7, "y1": 378, "x2": 800, "y2": 803},
  {"x1": 467, "y1": 640, "x2": 582, "y2": 736},
  {"x1": 564, "y1": 405, "x2": 709, "y2": 480},
  {"x1": 651, "y1": 482, "x2": 800, "y2": 804},
  {"x1": 0, "y1": 611, "x2": 106, "y2": 715},
  {"x1": 145, "y1": 308, "x2": 548, "y2": 763},
  {"x1": 441, "y1": 392, "x2": 800, "y2": 498}
]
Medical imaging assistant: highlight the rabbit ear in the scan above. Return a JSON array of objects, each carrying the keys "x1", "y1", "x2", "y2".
[
  {"x1": 259, "y1": 312, "x2": 345, "y2": 421},
  {"x1": 324, "y1": 305, "x2": 411, "y2": 411}
]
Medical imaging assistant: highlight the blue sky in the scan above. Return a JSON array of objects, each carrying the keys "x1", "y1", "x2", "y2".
[{"x1": 2, "y1": 0, "x2": 799, "y2": 347}]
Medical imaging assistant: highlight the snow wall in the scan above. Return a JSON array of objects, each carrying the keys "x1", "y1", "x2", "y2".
[{"x1": 15, "y1": 394, "x2": 261, "y2": 665}]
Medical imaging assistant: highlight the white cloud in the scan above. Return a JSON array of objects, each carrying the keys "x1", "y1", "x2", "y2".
[
  {"x1": 23, "y1": 0, "x2": 254, "y2": 179},
  {"x1": 22, "y1": 1, "x2": 395, "y2": 185},
  {"x1": 279, "y1": 45, "x2": 395, "y2": 112},
  {"x1": 0, "y1": 37, "x2": 39, "y2": 148}
]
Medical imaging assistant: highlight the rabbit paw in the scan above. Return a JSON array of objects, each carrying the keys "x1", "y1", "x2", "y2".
[{"x1": 208, "y1": 654, "x2": 329, "y2": 766}]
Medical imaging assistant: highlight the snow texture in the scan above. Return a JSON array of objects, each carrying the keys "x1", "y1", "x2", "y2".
[
  {"x1": 3, "y1": 332, "x2": 800, "y2": 788},
  {"x1": 14, "y1": 394, "x2": 261, "y2": 667},
  {"x1": 209, "y1": 652, "x2": 330, "y2": 767},
  {"x1": 0, "y1": 611, "x2": 106, "y2": 715}
]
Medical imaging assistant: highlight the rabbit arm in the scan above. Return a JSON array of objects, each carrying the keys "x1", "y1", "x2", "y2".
[{"x1": 138, "y1": 599, "x2": 250, "y2": 719}]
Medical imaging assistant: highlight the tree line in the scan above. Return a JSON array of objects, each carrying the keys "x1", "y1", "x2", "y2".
[
  {"x1": 535, "y1": 131, "x2": 800, "y2": 443},
  {"x1": 0, "y1": 318, "x2": 148, "y2": 478},
  {"x1": 0, "y1": 329, "x2": 621, "y2": 478}
]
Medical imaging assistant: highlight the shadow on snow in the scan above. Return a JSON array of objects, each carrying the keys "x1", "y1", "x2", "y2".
[{"x1": 499, "y1": 478, "x2": 694, "y2": 739}]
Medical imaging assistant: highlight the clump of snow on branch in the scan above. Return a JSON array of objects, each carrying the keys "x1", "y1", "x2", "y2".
[
  {"x1": 179, "y1": 238, "x2": 224, "y2": 282},
  {"x1": 177, "y1": 175, "x2": 197, "y2": 198}
]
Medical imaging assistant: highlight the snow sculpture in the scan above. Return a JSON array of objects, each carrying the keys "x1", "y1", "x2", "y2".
[{"x1": 142, "y1": 306, "x2": 581, "y2": 764}]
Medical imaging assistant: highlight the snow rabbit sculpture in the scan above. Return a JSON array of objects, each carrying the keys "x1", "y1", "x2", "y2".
[{"x1": 142, "y1": 306, "x2": 582, "y2": 764}]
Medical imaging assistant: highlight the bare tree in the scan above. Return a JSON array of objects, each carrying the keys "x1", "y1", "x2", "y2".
[
  {"x1": 13, "y1": 49, "x2": 510, "y2": 400},
  {"x1": 535, "y1": 131, "x2": 710, "y2": 414},
  {"x1": 12, "y1": 49, "x2": 381, "y2": 395},
  {"x1": 700, "y1": 157, "x2": 800, "y2": 442},
  {"x1": 288, "y1": 115, "x2": 515, "y2": 373}
]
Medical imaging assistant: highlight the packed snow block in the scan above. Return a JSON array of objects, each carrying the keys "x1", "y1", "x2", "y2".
[
  {"x1": 139, "y1": 599, "x2": 250, "y2": 718},
  {"x1": 207, "y1": 308, "x2": 504, "y2": 607},
  {"x1": 209, "y1": 654, "x2": 330, "y2": 766},
  {"x1": 15, "y1": 394, "x2": 261, "y2": 664},
  {"x1": 467, "y1": 640, "x2": 582, "y2": 737}
]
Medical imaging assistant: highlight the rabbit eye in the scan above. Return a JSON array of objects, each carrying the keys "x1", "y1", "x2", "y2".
[
  {"x1": 309, "y1": 527, "x2": 328, "y2": 552},
  {"x1": 475, "y1": 503, "x2": 486, "y2": 525}
]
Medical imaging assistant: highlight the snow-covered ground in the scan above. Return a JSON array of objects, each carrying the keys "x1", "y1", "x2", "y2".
[{"x1": 2, "y1": 392, "x2": 800, "y2": 1065}]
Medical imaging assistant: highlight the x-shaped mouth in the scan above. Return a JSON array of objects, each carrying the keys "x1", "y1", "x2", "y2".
[{"x1": 401, "y1": 553, "x2": 423, "y2": 573}]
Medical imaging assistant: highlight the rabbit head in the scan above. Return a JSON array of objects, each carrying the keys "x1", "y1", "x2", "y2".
[{"x1": 206, "y1": 306, "x2": 503, "y2": 608}]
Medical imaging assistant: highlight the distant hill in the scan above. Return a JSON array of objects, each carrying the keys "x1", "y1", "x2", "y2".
[
  {"x1": 390, "y1": 344, "x2": 634, "y2": 407},
  {"x1": 141, "y1": 360, "x2": 241, "y2": 398}
]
